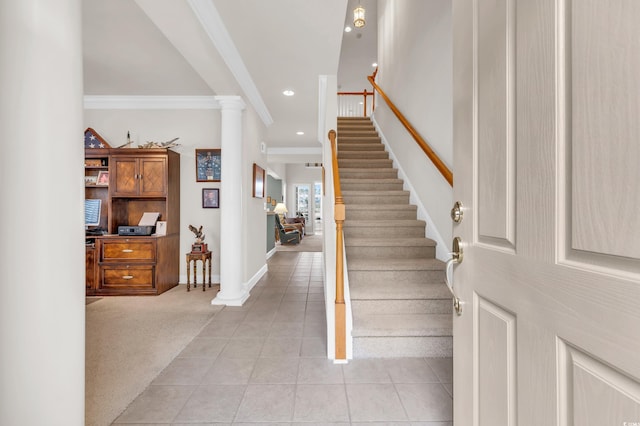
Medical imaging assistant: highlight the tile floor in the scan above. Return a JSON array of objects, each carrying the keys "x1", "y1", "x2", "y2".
[{"x1": 113, "y1": 251, "x2": 453, "y2": 425}]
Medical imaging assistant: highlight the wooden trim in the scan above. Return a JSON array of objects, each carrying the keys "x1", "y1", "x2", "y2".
[{"x1": 367, "y1": 75, "x2": 453, "y2": 186}]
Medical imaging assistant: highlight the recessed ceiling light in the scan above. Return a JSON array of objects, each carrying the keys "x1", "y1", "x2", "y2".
[
  {"x1": 296, "y1": 131, "x2": 304, "y2": 135},
  {"x1": 344, "y1": 26, "x2": 352, "y2": 33},
  {"x1": 282, "y1": 89, "x2": 295, "y2": 96},
  {"x1": 372, "y1": 62, "x2": 378, "y2": 67}
]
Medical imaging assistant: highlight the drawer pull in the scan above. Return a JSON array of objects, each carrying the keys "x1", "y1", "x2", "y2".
[
  {"x1": 122, "y1": 275, "x2": 134, "y2": 280},
  {"x1": 121, "y1": 249, "x2": 134, "y2": 253}
]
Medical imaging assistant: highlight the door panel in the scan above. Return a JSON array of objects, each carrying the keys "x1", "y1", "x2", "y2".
[
  {"x1": 562, "y1": 0, "x2": 640, "y2": 267},
  {"x1": 476, "y1": 296, "x2": 517, "y2": 426},
  {"x1": 477, "y1": 0, "x2": 516, "y2": 249},
  {"x1": 140, "y1": 158, "x2": 167, "y2": 196},
  {"x1": 559, "y1": 341, "x2": 640, "y2": 426},
  {"x1": 453, "y1": 0, "x2": 640, "y2": 425},
  {"x1": 112, "y1": 157, "x2": 137, "y2": 196}
]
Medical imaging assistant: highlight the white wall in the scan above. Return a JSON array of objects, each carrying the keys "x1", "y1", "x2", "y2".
[
  {"x1": 375, "y1": 0, "x2": 453, "y2": 255},
  {"x1": 84, "y1": 104, "x2": 268, "y2": 287},
  {"x1": 241, "y1": 105, "x2": 269, "y2": 284}
]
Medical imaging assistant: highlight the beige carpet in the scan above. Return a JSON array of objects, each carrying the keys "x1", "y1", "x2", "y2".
[
  {"x1": 85, "y1": 285, "x2": 223, "y2": 426},
  {"x1": 276, "y1": 232, "x2": 323, "y2": 252}
]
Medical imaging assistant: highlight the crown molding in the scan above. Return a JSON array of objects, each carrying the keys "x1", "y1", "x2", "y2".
[
  {"x1": 83, "y1": 95, "x2": 220, "y2": 110},
  {"x1": 187, "y1": 0, "x2": 273, "y2": 127}
]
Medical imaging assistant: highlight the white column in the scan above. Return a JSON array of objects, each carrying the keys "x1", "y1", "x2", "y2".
[
  {"x1": 0, "y1": 1, "x2": 85, "y2": 424},
  {"x1": 212, "y1": 96, "x2": 249, "y2": 306}
]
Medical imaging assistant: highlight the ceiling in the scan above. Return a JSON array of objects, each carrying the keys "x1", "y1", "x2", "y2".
[{"x1": 82, "y1": 0, "x2": 377, "y2": 165}]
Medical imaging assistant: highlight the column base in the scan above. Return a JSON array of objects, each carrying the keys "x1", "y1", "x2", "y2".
[{"x1": 211, "y1": 290, "x2": 250, "y2": 307}]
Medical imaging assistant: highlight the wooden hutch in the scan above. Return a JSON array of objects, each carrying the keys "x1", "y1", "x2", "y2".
[{"x1": 85, "y1": 147, "x2": 180, "y2": 296}]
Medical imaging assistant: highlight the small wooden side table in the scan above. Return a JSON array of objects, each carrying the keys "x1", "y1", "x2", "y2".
[{"x1": 186, "y1": 251, "x2": 212, "y2": 292}]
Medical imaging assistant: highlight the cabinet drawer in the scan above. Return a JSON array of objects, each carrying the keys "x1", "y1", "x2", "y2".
[
  {"x1": 101, "y1": 240, "x2": 156, "y2": 261},
  {"x1": 100, "y1": 266, "x2": 154, "y2": 288}
]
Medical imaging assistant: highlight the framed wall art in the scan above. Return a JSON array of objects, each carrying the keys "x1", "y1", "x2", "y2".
[
  {"x1": 195, "y1": 149, "x2": 221, "y2": 182},
  {"x1": 96, "y1": 171, "x2": 109, "y2": 186},
  {"x1": 202, "y1": 188, "x2": 219, "y2": 208},
  {"x1": 252, "y1": 163, "x2": 265, "y2": 198}
]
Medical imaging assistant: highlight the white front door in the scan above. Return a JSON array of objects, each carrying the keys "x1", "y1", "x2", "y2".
[{"x1": 452, "y1": 1, "x2": 640, "y2": 425}]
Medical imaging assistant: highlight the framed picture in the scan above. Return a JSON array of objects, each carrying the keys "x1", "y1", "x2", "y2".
[
  {"x1": 202, "y1": 188, "x2": 219, "y2": 208},
  {"x1": 195, "y1": 149, "x2": 221, "y2": 182},
  {"x1": 252, "y1": 163, "x2": 265, "y2": 198},
  {"x1": 96, "y1": 171, "x2": 109, "y2": 186},
  {"x1": 84, "y1": 175, "x2": 98, "y2": 185},
  {"x1": 266, "y1": 196, "x2": 271, "y2": 203}
]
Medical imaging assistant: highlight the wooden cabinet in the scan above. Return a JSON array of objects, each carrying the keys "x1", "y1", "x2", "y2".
[
  {"x1": 111, "y1": 155, "x2": 168, "y2": 197},
  {"x1": 93, "y1": 236, "x2": 179, "y2": 295},
  {"x1": 85, "y1": 148, "x2": 180, "y2": 296}
]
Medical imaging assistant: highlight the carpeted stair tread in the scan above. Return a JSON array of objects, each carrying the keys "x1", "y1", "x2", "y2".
[
  {"x1": 345, "y1": 237, "x2": 436, "y2": 247},
  {"x1": 349, "y1": 281, "x2": 451, "y2": 300},
  {"x1": 342, "y1": 190, "x2": 408, "y2": 196},
  {"x1": 338, "y1": 136, "x2": 380, "y2": 142},
  {"x1": 352, "y1": 314, "x2": 452, "y2": 337},
  {"x1": 346, "y1": 204, "x2": 416, "y2": 211},
  {"x1": 341, "y1": 178, "x2": 404, "y2": 184},
  {"x1": 338, "y1": 159, "x2": 392, "y2": 168},
  {"x1": 347, "y1": 257, "x2": 445, "y2": 271},
  {"x1": 344, "y1": 219, "x2": 426, "y2": 228}
]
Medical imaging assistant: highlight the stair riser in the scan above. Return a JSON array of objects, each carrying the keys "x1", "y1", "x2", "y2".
[
  {"x1": 338, "y1": 160, "x2": 392, "y2": 168},
  {"x1": 352, "y1": 336, "x2": 452, "y2": 358},
  {"x1": 346, "y1": 209, "x2": 417, "y2": 220},
  {"x1": 338, "y1": 152, "x2": 388, "y2": 160},
  {"x1": 339, "y1": 130, "x2": 378, "y2": 136},
  {"x1": 341, "y1": 182, "x2": 404, "y2": 191},
  {"x1": 338, "y1": 121, "x2": 374, "y2": 126},
  {"x1": 338, "y1": 142, "x2": 384, "y2": 151},
  {"x1": 351, "y1": 299, "x2": 453, "y2": 315},
  {"x1": 348, "y1": 271, "x2": 446, "y2": 289},
  {"x1": 342, "y1": 194, "x2": 409, "y2": 204},
  {"x1": 339, "y1": 138, "x2": 381, "y2": 144},
  {"x1": 344, "y1": 226, "x2": 425, "y2": 238},
  {"x1": 346, "y1": 245, "x2": 435, "y2": 259}
]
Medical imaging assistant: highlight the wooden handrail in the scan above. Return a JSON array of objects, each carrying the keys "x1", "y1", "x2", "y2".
[
  {"x1": 329, "y1": 129, "x2": 346, "y2": 360},
  {"x1": 367, "y1": 75, "x2": 453, "y2": 186}
]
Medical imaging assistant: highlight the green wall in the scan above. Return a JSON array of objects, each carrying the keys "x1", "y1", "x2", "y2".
[{"x1": 266, "y1": 175, "x2": 282, "y2": 210}]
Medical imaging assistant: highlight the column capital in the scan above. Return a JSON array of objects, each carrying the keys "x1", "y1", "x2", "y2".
[{"x1": 214, "y1": 95, "x2": 246, "y2": 111}]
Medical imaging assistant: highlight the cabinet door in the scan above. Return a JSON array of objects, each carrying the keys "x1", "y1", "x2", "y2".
[
  {"x1": 111, "y1": 157, "x2": 138, "y2": 196},
  {"x1": 139, "y1": 157, "x2": 167, "y2": 196}
]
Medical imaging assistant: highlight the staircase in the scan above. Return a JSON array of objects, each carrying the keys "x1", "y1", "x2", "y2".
[{"x1": 337, "y1": 117, "x2": 452, "y2": 358}]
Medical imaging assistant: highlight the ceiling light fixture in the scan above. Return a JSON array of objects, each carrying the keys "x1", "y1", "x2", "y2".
[
  {"x1": 296, "y1": 131, "x2": 304, "y2": 135},
  {"x1": 353, "y1": 4, "x2": 365, "y2": 28},
  {"x1": 344, "y1": 26, "x2": 352, "y2": 33},
  {"x1": 282, "y1": 89, "x2": 295, "y2": 96}
]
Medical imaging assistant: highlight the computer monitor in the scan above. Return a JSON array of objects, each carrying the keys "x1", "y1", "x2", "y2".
[{"x1": 85, "y1": 199, "x2": 102, "y2": 228}]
